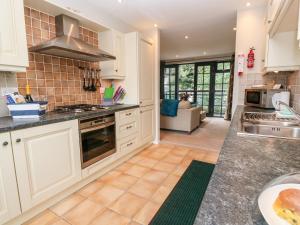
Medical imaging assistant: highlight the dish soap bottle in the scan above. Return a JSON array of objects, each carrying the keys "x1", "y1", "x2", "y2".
[{"x1": 25, "y1": 84, "x2": 34, "y2": 103}]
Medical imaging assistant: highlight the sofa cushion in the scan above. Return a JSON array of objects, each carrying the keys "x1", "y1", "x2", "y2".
[
  {"x1": 178, "y1": 100, "x2": 192, "y2": 109},
  {"x1": 161, "y1": 99, "x2": 179, "y2": 117}
]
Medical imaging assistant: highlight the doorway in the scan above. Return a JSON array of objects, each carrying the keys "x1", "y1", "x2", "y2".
[{"x1": 161, "y1": 60, "x2": 232, "y2": 117}]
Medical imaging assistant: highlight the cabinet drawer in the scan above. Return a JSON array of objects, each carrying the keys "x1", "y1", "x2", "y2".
[
  {"x1": 118, "y1": 120, "x2": 138, "y2": 139},
  {"x1": 118, "y1": 108, "x2": 138, "y2": 125},
  {"x1": 117, "y1": 134, "x2": 138, "y2": 155}
]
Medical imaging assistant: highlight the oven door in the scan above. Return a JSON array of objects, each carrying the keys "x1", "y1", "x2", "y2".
[
  {"x1": 80, "y1": 121, "x2": 116, "y2": 169},
  {"x1": 245, "y1": 90, "x2": 263, "y2": 107}
]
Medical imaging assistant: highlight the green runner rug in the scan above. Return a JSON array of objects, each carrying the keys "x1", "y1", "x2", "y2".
[{"x1": 149, "y1": 160, "x2": 215, "y2": 225}]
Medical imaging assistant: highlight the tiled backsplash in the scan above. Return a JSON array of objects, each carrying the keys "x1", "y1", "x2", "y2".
[
  {"x1": 15, "y1": 7, "x2": 108, "y2": 111},
  {"x1": 287, "y1": 71, "x2": 300, "y2": 113},
  {"x1": 0, "y1": 72, "x2": 18, "y2": 117}
]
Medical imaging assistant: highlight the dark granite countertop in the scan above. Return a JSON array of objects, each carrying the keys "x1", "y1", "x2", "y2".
[
  {"x1": 0, "y1": 104, "x2": 139, "y2": 133},
  {"x1": 194, "y1": 105, "x2": 300, "y2": 225}
]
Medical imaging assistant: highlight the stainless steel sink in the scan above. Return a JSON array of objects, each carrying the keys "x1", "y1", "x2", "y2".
[{"x1": 238, "y1": 112, "x2": 300, "y2": 140}]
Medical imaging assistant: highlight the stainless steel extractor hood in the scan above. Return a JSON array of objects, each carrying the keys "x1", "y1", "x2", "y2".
[{"x1": 29, "y1": 15, "x2": 116, "y2": 62}]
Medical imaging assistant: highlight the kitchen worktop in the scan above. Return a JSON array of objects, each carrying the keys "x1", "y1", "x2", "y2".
[
  {"x1": 0, "y1": 104, "x2": 139, "y2": 133},
  {"x1": 194, "y1": 105, "x2": 300, "y2": 225}
]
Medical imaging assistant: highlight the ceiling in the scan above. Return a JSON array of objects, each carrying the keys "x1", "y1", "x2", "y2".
[{"x1": 48, "y1": 0, "x2": 267, "y2": 60}]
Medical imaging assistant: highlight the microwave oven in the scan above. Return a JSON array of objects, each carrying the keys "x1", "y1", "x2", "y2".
[{"x1": 244, "y1": 89, "x2": 282, "y2": 109}]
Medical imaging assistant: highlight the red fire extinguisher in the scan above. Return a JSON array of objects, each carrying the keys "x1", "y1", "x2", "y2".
[{"x1": 247, "y1": 47, "x2": 255, "y2": 68}]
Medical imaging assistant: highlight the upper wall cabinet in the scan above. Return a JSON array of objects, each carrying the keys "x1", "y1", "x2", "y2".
[
  {"x1": 0, "y1": 0, "x2": 28, "y2": 72},
  {"x1": 265, "y1": 0, "x2": 300, "y2": 72},
  {"x1": 267, "y1": 0, "x2": 295, "y2": 37},
  {"x1": 99, "y1": 30, "x2": 125, "y2": 79}
]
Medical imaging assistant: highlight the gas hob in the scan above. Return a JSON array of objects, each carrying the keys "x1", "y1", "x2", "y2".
[{"x1": 54, "y1": 104, "x2": 108, "y2": 113}]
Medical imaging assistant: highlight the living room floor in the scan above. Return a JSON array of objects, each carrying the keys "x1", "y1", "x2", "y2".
[
  {"x1": 160, "y1": 117, "x2": 231, "y2": 153},
  {"x1": 23, "y1": 144, "x2": 218, "y2": 225}
]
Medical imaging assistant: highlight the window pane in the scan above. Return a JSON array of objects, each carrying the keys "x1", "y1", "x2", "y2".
[
  {"x1": 204, "y1": 66, "x2": 210, "y2": 74},
  {"x1": 224, "y1": 62, "x2": 230, "y2": 70},
  {"x1": 215, "y1": 73, "x2": 223, "y2": 83},
  {"x1": 215, "y1": 84, "x2": 223, "y2": 91},
  {"x1": 204, "y1": 74, "x2": 210, "y2": 84},
  {"x1": 178, "y1": 64, "x2": 195, "y2": 91},
  {"x1": 217, "y1": 63, "x2": 223, "y2": 70}
]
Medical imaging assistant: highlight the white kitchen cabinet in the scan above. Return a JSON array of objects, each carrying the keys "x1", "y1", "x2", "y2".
[
  {"x1": 99, "y1": 30, "x2": 125, "y2": 79},
  {"x1": 11, "y1": 120, "x2": 81, "y2": 212},
  {"x1": 139, "y1": 39, "x2": 155, "y2": 107},
  {"x1": 265, "y1": 31, "x2": 300, "y2": 72},
  {"x1": 0, "y1": 133, "x2": 21, "y2": 224},
  {"x1": 123, "y1": 32, "x2": 155, "y2": 106},
  {"x1": 139, "y1": 105, "x2": 154, "y2": 146},
  {"x1": 267, "y1": 0, "x2": 295, "y2": 37},
  {"x1": 0, "y1": 0, "x2": 28, "y2": 72}
]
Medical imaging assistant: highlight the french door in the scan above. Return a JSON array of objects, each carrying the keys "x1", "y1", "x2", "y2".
[
  {"x1": 161, "y1": 61, "x2": 231, "y2": 117},
  {"x1": 196, "y1": 62, "x2": 230, "y2": 117}
]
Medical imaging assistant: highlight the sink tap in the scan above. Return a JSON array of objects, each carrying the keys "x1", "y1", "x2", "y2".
[{"x1": 278, "y1": 101, "x2": 300, "y2": 121}]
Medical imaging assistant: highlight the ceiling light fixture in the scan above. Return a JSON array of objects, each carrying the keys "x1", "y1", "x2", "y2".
[
  {"x1": 203, "y1": 51, "x2": 207, "y2": 55},
  {"x1": 246, "y1": 2, "x2": 251, "y2": 7},
  {"x1": 185, "y1": 35, "x2": 189, "y2": 39},
  {"x1": 118, "y1": 0, "x2": 123, "y2": 3},
  {"x1": 176, "y1": 54, "x2": 179, "y2": 58},
  {"x1": 154, "y1": 24, "x2": 158, "y2": 28},
  {"x1": 233, "y1": 27, "x2": 237, "y2": 31}
]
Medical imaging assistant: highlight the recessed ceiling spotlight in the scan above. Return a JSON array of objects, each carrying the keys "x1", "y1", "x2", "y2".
[
  {"x1": 233, "y1": 27, "x2": 237, "y2": 31},
  {"x1": 154, "y1": 24, "x2": 158, "y2": 28},
  {"x1": 203, "y1": 51, "x2": 207, "y2": 55},
  {"x1": 246, "y1": 2, "x2": 251, "y2": 7},
  {"x1": 274, "y1": 70, "x2": 279, "y2": 73},
  {"x1": 176, "y1": 54, "x2": 179, "y2": 58},
  {"x1": 185, "y1": 35, "x2": 189, "y2": 39},
  {"x1": 118, "y1": 0, "x2": 123, "y2": 3}
]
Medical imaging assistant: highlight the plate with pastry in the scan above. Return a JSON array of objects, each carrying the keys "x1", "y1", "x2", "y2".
[{"x1": 258, "y1": 184, "x2": 300, "y2": 225}]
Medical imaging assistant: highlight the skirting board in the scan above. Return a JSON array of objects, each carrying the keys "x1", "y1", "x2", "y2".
[{"x1": 4, "y1": 142, "x2": 153, "y2": 225}]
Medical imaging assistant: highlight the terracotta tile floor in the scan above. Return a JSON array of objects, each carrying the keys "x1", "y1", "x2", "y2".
[{"x1": 23, "y1": 144, "x2": 219, "y2": 225}]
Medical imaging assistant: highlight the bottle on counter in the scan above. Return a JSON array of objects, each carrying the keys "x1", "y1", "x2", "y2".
[{"x1": 25, "y1": 84, "x2": 34, "y2": 103}]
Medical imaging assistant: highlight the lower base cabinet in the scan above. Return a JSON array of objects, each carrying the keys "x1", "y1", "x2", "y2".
[
  {"x1": 0, "y1": 133, "x2": 21, "y2": 225},
  {"x1": 11, "y1": 120, "x2": 82, "y2": 212},
  {"x1": 139, "y1": 105, "x2": 154, "y2": 146}
]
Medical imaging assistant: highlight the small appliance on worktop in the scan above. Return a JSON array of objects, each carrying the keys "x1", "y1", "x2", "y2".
[{"x1": 244, "y1": 88, "x2": 284, "y2": 109}]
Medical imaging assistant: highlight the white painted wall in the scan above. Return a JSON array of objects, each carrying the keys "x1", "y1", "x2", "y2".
[{"x1": 232, "y1": 6, "x2": 267, "y2": 115}]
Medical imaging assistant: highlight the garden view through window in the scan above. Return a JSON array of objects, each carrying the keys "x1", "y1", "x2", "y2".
[{"x1": 162, "y1": 61, "x2": 232, "y2": 117}]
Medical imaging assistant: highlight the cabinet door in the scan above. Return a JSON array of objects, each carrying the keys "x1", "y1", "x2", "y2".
[
  {"x1": 99, "y1": 30, "x2": 125, "y2": 79},
  {"x1": 139, "y1": 105, "x2": 154, "y2": 146},
  {"x1": 0, "y1": 0, "x2": 28, "y2": 72},
  {"x1": 114, "y1": 32, "x2": 124, "y2": 77},
  {"x1": 0, "y1": 133, "x2": 21, "y2": 224},
  {"x1": 139, "y1": 39, "x2": 154, "y2": 107},
  {"x1": 11, "y1": 120, "x2": 81, "y2": 212}
]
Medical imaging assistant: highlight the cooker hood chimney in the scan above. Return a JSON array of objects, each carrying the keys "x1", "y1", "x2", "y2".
[{"x1": 29, "y1": 15, "x2": 116, "y2": 62}]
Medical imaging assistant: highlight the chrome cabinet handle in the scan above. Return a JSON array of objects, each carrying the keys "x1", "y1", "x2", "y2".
[
  {"x1": 127, "y1": 142, "x2": 133, "y2": 147},
  {"x1": 126, "y1": 125, "x2": 133, "y2": 129},
  {"x1": 126, "y1": 113, "x2": 132, "y2": 116},
  {"x1": 2, "y1": 141, "x2": 8, "y2": 146},
  {"x1": 16, "y1": 138, "x2": 21, "y2": 143}
]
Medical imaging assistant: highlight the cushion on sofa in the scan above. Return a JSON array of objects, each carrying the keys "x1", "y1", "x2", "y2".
[
  {"x1": 161, "y1": 99, "x2": 179, "y2": 117},
  {"x1": 178, "y1": 100, "x2": 192, "y2": 109}
]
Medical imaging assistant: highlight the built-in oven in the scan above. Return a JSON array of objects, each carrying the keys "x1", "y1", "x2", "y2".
[{"x1": 79, "y1": 114, "x2": 116, "y2": 169}]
